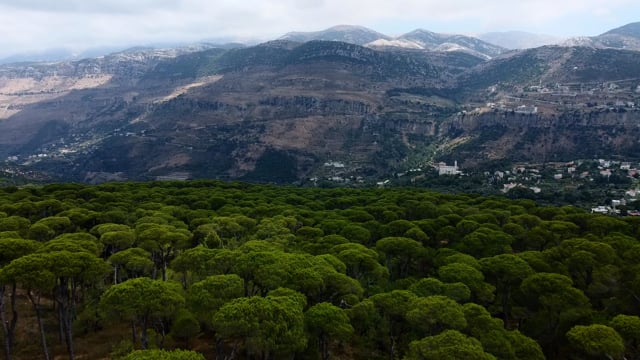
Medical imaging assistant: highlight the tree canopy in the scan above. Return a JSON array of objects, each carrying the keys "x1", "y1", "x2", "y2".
[{"x1": 0, "y1": 180, "x2": 638, "y2": 359}]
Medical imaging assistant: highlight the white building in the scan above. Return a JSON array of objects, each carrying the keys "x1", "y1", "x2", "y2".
[
  {"x1": 514, "y1": 105, "x2": 538, "y2": 114},
  {"x1": 591, "y1": 206, "x2": 611, "y2": 214},
  {"x1": 437, "y1": 161, "x2": 460, "y2": 176}
]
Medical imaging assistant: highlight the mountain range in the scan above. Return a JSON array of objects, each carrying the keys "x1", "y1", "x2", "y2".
[
  {"x1": 281, "y1": 25, "x2": 507, "y2": 59},
  {"x1": 0, "y1": 25, "x2": 560, "y2": 65},
  {"x1": 0, "y1": 22, "x2": 640, "y2": 183}
]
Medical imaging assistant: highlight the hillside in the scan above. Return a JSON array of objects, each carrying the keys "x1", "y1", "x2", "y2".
[
  {"x1": 0, "y1": 41, "x2": 479, "y2": 182},
  {"x1": 601, "y1": 21, "x2": 640, "y2": 38},
  {"x1": 563, "y1": 21, "x2": 640, "y2": 51},
  {"x1": 279, "y1": 25, "x2": 506, "y2": 59},
  {"x1": 0, "y1": 24, "x2": 639, "y2": 183}
]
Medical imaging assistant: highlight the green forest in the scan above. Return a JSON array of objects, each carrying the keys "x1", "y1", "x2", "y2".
[{"x1": 1, "y1": 180, "x2": 640, "y2": 360}]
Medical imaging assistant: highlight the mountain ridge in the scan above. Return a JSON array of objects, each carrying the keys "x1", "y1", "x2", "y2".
[
  {"x1": 601, "y1": 21, "x2": 640, "y2": 37},
  {"x1": 562, "y1": 21, "x2": 640, "y2": 50},
  {"x1": 280, "y1": 25, "x2": 507, "y2": 59},
  {"x1": 5, "y1": 22, "x2": 638, "y2": 65},
  {"x1": 279, "y1": 25, "x2": 391, "y2": 45},
  {"x1": 1, "y1": 22, "x2": 640, "y2": 183}
]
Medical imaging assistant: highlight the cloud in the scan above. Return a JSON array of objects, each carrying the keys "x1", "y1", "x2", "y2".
[
  {"x1": 0, "y1": 0, "x2": 180, "y2": 14},
  {"x1": 0, "y1": 0, "x2": 638, "y2": 58}
]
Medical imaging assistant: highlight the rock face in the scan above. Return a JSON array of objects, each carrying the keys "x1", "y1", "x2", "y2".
[
  {"x1": 1, "y1": 31, "x2": 640, "y2": 183},
  {"x1": 440, "y1": 111, "x2": 640, "y2": 168}
]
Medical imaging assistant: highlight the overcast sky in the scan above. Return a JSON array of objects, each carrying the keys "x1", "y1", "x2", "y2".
[{"x1": 0, "y1": 0, "x2": 638, "y2": 58}]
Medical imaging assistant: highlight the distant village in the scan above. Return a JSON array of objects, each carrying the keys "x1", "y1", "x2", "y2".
[
  {"x1": 432, "y1": 158, "x2": 640, "y2": 215},
  {"x1": 312, "y1": 156, "x2": 640, "y2": 215},
  {"x1": 474, "y1": 79, "x2": 640, "y2": 115},
  {"x1": 3, "y1": 76, "x2": 640, "y2": 214}
]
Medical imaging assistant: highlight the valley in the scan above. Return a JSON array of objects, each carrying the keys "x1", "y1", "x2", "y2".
[
  {"x1": 3, "y1": 16, "x2": 640, "y2": 360},
  {"x1": 0, "y1": 24, "x2": 639, "y2": 192}
]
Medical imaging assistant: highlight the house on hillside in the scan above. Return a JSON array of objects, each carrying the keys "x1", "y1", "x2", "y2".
[
  {"x1": 591, "y1": 206, "x2": 612, "y2": 214},
  {"x1": 436, "y1": 161, "x2": 460, "y2": 176},
  {"x1": 515, "y1": 105, "x2": 537, "y2": 114}
]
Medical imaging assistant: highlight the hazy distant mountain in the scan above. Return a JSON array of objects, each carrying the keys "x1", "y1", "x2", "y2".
[
  {"x1": 279, "y1": 25, "x2": 390, "y2": 45},
  {"x1": 0, "y1": 48, "x2": 77, "y2": 64},
  {"x1": 0, "y1": 43, "x2": 239, "y2": 65},
  {"x1": 562, "y1": 21, "x2": 640, "y2": 51},
  {"x1": 367, "y1": 29, "x2": 506, "y2": 59},
  {"x1": 280, "y1": 26, "x2": 503, "y2": 59},
  {"x1": 476, "y1": 31, "x2": 563, "y2": 49}
]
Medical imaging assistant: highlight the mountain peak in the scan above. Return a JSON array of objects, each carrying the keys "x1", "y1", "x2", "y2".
[
  {"x1": 279, "y1": 25, "x2": 389, "y2": 45},
  {"x1": 391, "y1": 29, "x2": 505, "y2": 59},
  {"x1": 405, "y1": 28, "x2": 437, "y2": 35},
  {"x1": 601, "y1": 21, "x2": 640, "y2": 38},
  {"x1": 561, "y1": 22, "x2": 640, "y2": 51},
  {"x1": 325, "y1": 24, "x2": 373, "y2": 32}
]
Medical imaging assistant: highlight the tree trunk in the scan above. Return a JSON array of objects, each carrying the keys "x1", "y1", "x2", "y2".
[
  {"x1": 320, "y1": 333, "x2": 329, "y2": 360},
  {"x1": 8, "y1": 283, "x2": 17, "y2": 352},
  {"x1": 389, "y1": 335, "x2": 396, "y2": 360},
  {"x1": 55, "y1": 279, "x2": 76, "y2": 360},
  {"x1": 131, "y1": 320, "x2": 138, "y2": 347},
  {"x1": 224, "y1": 341, "x2": 238, "y2": 360},
  {"x1": 385, "y1": 257, "x2": 393, "y2": 281},
  {"x1": 181, "y1": 273, "x2": 188, "y2": 290},
  {"x1": 114, "y1": 264, "x2": 119, "y2": 284},
  {"x1": 1, "y1": 283, "x2": 20, "y2": 360},
  {"x1": 64, "y1": 310, "x2": 75, "y2": 360},
  {"x1": 1, "y1": 285, "x2": 11, "y2": 360},
  {"x1": 161, "y1": 257, "x2": 168, "y2": 282},
  {"x1": 28, "y1": 291, "x2": 50, "y2": 360},
  {"x1": 141, "y1": 316, "x2": 149, "y2": 349},
  {"x1": 62, "y1": 287, "x2": 75, "y2": 360},
  {"x1": 57, "y1": 303, "x2": 65, "y2": 342},
  {"x1": 71, "y1": 282, "x2": 78, "y2": 312},
  {"x1": 216, "y1": 336, "x2": 225, "y2": 360},
  {"x1": 155, "y1": 319, "x2": 166, "y2": 349},
  {"x1": 502, "y1": 286, "x2": 510, "y2": 328}
]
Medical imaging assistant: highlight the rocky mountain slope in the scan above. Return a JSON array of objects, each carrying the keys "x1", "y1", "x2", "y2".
[
  {"x1": 374, "y1": 29, "x2": 506, "y2": 59},
  {"x1": 0, "y1": 23, "x2": 639, "y2": 183},
  {"x1": 562, "y1": 21, "x2": 640, "y2": 50},
  {"x1": 280, "y1": 25, "x2": 506, "y2": 59}
]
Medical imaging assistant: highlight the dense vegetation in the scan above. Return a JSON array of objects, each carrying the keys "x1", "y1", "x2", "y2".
[{"x1": 1, "y1": 180, "x2": 640, "y2": 360}]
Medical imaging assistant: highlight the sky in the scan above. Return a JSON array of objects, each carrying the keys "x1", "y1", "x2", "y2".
[{"x1": 0, "y1": 0, "x2": 639, "y2": 58}]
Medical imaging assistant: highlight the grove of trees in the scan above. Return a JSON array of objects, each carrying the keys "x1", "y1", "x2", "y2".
[{"x1": 0, "y1": 180, "x2": 639, "y2": 359}]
